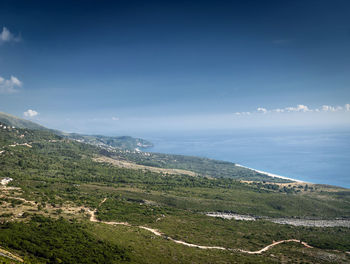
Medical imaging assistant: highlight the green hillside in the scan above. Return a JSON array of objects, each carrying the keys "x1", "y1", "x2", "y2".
[
  {"x1": 0, "y1": 115, "x2": 349, "y2": 263},
  {"x1": 0, "y1": 112, "x2": 152, "y2": 151},
  {"x1": 0, "y1": 112, "x2": 47, "y2": 130},
  {"x1": 68, "y1": 133, "x2": 153, "y2": 150},
  {"x1": 106, "y1": 149, "x2": 291, "y2": 182}
]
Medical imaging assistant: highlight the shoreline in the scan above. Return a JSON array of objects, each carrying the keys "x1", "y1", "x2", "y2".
[{"x1": 235, "y1": 164, "x2": 305, "y2": 183}]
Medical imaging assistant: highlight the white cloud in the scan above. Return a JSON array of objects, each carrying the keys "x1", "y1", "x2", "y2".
[
  {"x1": 322, "y1": 105, "x2": 333, "y2": 112},
  {"x1": 322, "y1": 105, "x2": 342, "y2": 112},
  {"x1": 0, "y1": 27, "x2": 21, "y2": 44},
  {"x1": 0, "y1": 75, "x2": 22, "y2": 93},
  {"x1": 345, "y1": 104, "x2": 350, "y2": 111},
  {"x1": 24, "y1": 109, "x2": 39, "y2": 117},
  {"x1": 234, "y1": 112, "x2": 250, "y2": 116},
  {"x1": 257, "y1": 107, "x2": 268, "y2": 114},
  {"x1": 285, "y1": 104, "x2": 311, "y2": 112},
  {"x1": 112, "y1": 116, "x2": 119, "y2": 121}
]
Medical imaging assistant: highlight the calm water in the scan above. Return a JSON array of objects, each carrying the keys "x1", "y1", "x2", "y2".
[{"x1": 143, "y1": 128, "x2": 350, "y2": 188}]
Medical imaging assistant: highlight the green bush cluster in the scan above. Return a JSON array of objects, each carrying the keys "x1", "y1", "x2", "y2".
[{"x1": 0, "y1": 215, "x2": 129, "y2": 263}]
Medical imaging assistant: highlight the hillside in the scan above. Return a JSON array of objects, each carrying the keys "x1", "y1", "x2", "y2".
[
  {"x1": 0, "y1": 116, "x2": 350, "y2": 263},
  {"x1": 103, "y1": 149, "x2": 292, "y2": 182},
  {"x1": 0, "y1": 112, "x2": 290, "y2": 182},
  {"x1": 0, "y1": 112, "x2": 152, "y2": 151},
  {"x1": 68, "y1": 133, "x2": 153, "y2": 151},
  {"x1": 0, "y1": 112, "x2": 47, "y2": 130}
]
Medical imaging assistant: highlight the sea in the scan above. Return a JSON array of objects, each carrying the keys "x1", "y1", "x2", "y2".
[{"x1": 142, "y1": 128, "x2": 350, "y2": 188}]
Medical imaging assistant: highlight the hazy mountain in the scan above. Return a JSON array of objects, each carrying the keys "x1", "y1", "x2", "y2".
[{"x1": 0, "y1": 112, "x2": 152, "y2": 151}]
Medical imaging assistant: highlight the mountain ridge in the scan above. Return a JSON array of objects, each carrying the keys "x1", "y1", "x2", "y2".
[
  {"x1": 0, "y1": 111, "x2": 153, "y2": 151},
  {"x1": 0, "y1": 111, "x2": 47, "y2": 130}
]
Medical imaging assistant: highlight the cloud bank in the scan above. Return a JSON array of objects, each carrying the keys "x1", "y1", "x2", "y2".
[
  {"x1": 257, "y1": 107, "x2": 268, "y2": 114},
  {"x1": 24, "y1": 109, "x2": 39, "y2": 117},
  {"x1": 234, "y1": 104, "x2": 350, "y2": 116},
  {"x1": 0, "y1": 75, "x2": 22, "y2": 93},
  {"x1": 0, "y1": 27, "x2": 21, "y2": 44}
]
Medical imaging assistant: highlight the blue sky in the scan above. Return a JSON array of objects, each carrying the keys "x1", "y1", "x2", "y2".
[{"x1": 0, "y1": 0, "x2": 350, "y2": 135}]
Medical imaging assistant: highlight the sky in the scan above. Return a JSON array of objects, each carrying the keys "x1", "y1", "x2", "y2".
[{"x1": 0, "y1": 0, "x2": 350, "y2": 135}]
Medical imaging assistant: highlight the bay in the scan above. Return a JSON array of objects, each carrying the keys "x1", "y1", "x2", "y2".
[{"x1": 143, "y1": 128, "x2": 350, "y2": 188}]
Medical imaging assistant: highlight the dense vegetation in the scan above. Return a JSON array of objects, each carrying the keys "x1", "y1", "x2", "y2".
[{"x1": 0, "y1": 215, "x2": 128, "y2": 263}]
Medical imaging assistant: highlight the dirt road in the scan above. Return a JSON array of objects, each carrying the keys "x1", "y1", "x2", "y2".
[{"x1": 88, "y1": 202, "x2": 313, "y2": 254}]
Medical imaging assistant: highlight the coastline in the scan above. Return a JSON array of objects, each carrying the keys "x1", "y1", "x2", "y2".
[{"x1": 235, "y1": 164, "x2": 305, "y2": 183}]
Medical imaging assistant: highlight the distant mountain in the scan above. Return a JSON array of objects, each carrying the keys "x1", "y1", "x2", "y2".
[
  {"x1": 68, "y1": 133, "x2": 153, "y2": 151},
  {"x1": 0, "y1": 111, "x2": 152, "y2": 150}
]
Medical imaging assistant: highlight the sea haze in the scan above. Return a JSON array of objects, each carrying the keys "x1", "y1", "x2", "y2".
[{"x1": 144, "y1": 128, "x2": 350, "y2": 188}]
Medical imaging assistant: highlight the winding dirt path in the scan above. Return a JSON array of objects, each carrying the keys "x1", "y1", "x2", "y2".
[
  {"x1": 88, "y1": 202, "x2": 313, "y2": 254},
  {"x1": 99, "y1": 198, "x2": 107, "y2": 206},
  {"x1": 236, "y1": 239, "x2": 313, "y2": 254}
]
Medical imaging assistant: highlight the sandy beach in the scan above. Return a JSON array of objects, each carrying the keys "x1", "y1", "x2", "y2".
[{"x1": 235, "y1": 164, "x2": 305, "y2": 182}]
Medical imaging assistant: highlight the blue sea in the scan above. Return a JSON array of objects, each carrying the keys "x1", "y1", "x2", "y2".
[{"x1": 143, "y1": 128, "x2": 350, "y2": 188}]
